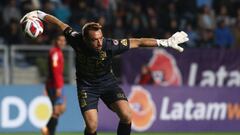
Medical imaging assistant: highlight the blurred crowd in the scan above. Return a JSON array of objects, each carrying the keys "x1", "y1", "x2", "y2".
[{"x1": 0, "y1": 0, "x2": 240, "y2": 48}]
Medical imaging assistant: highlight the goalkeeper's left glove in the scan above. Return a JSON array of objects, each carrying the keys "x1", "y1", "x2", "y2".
[{"x1": 157, "y1": 31, "x2": 189, "y2": 52}]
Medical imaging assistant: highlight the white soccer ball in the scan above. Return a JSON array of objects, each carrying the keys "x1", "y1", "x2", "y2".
[{"x1": 21, "y1": 17, "x2": 44, "y2": 38}]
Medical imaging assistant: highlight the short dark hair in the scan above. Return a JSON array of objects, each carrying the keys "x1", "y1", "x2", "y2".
[
  {"x1": 82, "y1": 22, "x2": 102, "y2": 37},
  {"x1": 54, "y1": 33, "x2": 64, "y2": 40},
  {"x1": 52, "y1": 33, "x2": 65, "y2": 44}
]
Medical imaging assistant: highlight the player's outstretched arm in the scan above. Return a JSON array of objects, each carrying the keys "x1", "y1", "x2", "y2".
[
  {"x1": 129, "y1": 31, "x2": 189, "y2": 52},
  {"x1": 20, "y1": 10, "x2": 69, "y2": 31}
]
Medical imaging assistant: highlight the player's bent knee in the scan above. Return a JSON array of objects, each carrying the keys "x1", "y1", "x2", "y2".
[
  {"x1": 120, "y1": 111, "x2": 132, "y2": 123},
  {"x1": 52, "y1": 114, "x2": 60, "y2": 118},
  {"x1": 59, "y1": 107, "x2": 66, "y2": 114},
  {"x1": 52, "y1": 111, "x2": 61, "y2": 118},
  {"x1": 53, "y1": 106, "x2": 65, "y2": 117},
  {"x1": 61, "y1": 104, "x2": 66, "y2": 111},
  {"x1": 121, "y1": 115, "x2": 132, "y2": 124},
  {"x1": 83, "y1": 109, "x2": 98, "y2": 132},
  {"x1": 86, "y1": 122, "x2": 98, "y2": 133}
]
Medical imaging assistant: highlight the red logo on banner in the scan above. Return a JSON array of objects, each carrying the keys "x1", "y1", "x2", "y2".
[
  {"x1": 128, "y1": 86, "x2": 156, "y2": 131},
  {"x1": 148, "y1": 49, "x2": 182, "y2": 86}
]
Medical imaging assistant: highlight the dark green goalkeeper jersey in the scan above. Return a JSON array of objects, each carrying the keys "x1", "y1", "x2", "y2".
[{"x1": 63, "y1": 27, "x2": 130, "y2": 89}]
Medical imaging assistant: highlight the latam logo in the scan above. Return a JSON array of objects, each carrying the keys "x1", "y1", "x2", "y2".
[
  {"x1": 188, "y1": 63, "x2": 240, "y2": 87},
  {"x1": 129, "y1": 86, "x2": 240, "y2": 131},
  {"x1": 128, "y1": 86, "x2": 156, "y2": 131},
  {"x1": 160, "y1": 97, "x2": 240, "y2": 121}
]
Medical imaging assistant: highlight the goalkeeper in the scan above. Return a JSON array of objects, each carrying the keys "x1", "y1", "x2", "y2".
[{"x1": 21, "y1": 10, "x2": 189, "y2": 135}]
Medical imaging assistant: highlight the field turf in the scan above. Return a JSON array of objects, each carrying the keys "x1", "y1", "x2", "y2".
[{"x1": 0, "y1": 132, "x2": 240, "y2": 135}]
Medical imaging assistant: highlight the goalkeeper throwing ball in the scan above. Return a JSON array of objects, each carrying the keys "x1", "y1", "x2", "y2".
[{"x1": 21, "y1": 10, "x2": 189, "y2": 135}]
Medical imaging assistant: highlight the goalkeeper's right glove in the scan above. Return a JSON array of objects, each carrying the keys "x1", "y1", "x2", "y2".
[{"x1": 20, "y1": 10, "x2": 47, "y2": 24}]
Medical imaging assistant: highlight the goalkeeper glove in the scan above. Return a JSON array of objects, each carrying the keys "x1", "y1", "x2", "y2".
[
  {"x1": 20, "y1": 10, "x2": 47, "y2": 23},
  {"x1": 157, "y1": 31, "x2": 189, "y2": 52}
]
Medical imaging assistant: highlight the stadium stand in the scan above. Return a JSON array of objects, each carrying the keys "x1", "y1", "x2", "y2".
[{"x1": 0, "y1": 0, "x2": 239, "y2": 47}]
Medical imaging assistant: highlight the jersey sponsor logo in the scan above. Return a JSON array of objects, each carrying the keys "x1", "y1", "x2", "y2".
[
  {"x1": 148, "y1": 49, "x2": 182, "y2": 86},
  {"x1": 113, "y1": 40, "x2": 119, "y2": 45},
  {"x1": 99, "y1": 51, "x2": 107, "y2": 61},
  {"x1": 116, "y1": 92, "x2": 126, "y2": 99},
  {"x1": 120, "y1": 39, "x2": 128, "y2": 46},
  {"x1": 128, "y1": 86, "x2": 156, "y2": 131}
]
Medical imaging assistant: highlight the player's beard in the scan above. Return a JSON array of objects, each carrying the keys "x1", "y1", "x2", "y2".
[
  {"x1": 95, "y1": 46, "x2": 102, "y2": 52},
  {"x1": 85, "y1": 44, "x2": 101, "y2": 54}
]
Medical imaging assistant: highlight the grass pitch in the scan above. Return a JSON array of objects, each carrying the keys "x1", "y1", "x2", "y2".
[{"x1": 0, "y1": 132, "x2": 240, "y2": 135}]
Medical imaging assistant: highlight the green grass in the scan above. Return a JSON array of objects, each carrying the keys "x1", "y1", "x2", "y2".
[{"x1": 0, "y1": 132, "x2": 240, "y2": 135}]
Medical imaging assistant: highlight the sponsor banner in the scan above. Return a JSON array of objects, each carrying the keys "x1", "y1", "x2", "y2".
[
  {"x1": 98, "y1": 85, "x2": 240, "y2": 132},
  {"x1": 0, "y1": 85, "x2": 84, "y2": 132},
  {"x1": 2, "y1": 85, "x2": 240, "y2": 132},
  {"x1": 121, "y1": 48, "x2": 240, "y2": 87}
]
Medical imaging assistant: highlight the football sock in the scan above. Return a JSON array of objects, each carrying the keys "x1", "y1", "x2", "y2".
[
  {"x1": 47, "y1": 117, "x2": 58, "y2": 135},
  {"x1": 84, "y1": 128, "x2": 97, "y2": 135},
  {"x1": 117, "y1": 122, "x2": 131, "y2": 135}
]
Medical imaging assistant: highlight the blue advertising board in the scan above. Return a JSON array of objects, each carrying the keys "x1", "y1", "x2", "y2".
[{"x1": 0, "y1": 85, "x2": 84, "y2": 132}]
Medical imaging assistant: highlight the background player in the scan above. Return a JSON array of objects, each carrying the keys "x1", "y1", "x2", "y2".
[
  {"x1": 42, "y1": 34, "x2": 67, "y2": 135},
  {"x1": 20, "y1": 10, "x2": 188, "y2": 135}
]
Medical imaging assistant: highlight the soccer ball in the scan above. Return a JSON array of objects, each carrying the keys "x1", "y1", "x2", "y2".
[{"x1": 21, "y1": 17, "x2": 44, "y2": 38}]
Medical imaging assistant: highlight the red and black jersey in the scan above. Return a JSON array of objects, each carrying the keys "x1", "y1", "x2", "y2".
[{"x1": 46, "y1": 46, "x2": 64, "y2": 89}]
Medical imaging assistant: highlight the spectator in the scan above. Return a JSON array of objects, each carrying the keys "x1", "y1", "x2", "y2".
[
  {"x1": 3, "y1": 19, "x2": 23, "y2": 45},
  {"x1": 128, "y1": 17, "x2": 143, "y2": 37},
  {"x1": 98, "y1": 15, "x2": 111, "y2": 37},
  {"x1": 161, "y1": 2, "x2": 179, "y2": 30},
  {"x1": 0, "y1": 12, "x2": 5, "y2": 44},
  {"x1": 167, "y1": 2, "x2": 178, "y2": 20},
  {"x1": 185, "y1": 23, "x2": 199, "y2": 48},
  {"x1": 216, "y1": 5, "x2": 234, "y2": 27},
  {"x1": 20, "y1": 0, "x2": 40, "y2": 15},
  {"x1": 3, "y1": 0, "x2": 21, "y2": 24},
  {"x1": 146, "y1": 6, "x2": 161, "y2": 37},
  {"x1": 113, "y1": 17, "x2": 125, "y2": 38},
  {"x1": 177, "y1": 0, "x2": 197, "y2": 29},
  {"x1": 215, "y1": 19, "x2": 234, "y2": 48},
  {"x1": 198, "y1": 29, "x2": 215, "y2": 48},
  {"x1": 233, "y1": 12, "x2": 240, "y2": 48},
  {"x1": 126, "y1": 2, "x2": 148, "y2": 30},
  {"x1": 198, "y1": 5, "x2": 216, "y2": 30},
  {"x1": 148, "y1": 18, "x2": 161, "y2": 38},
  {"x1": 168, "y1": 19, "x2": 178, "y2": 34},
  {"x1": 53, "y1": 1, "x2": 71, "y2": 23},
  {"x1": 196, "y1": 0, "x2": 213, "y2": 8},
  {"x1": 0, "y1": 0, "x2": 240, "y2": 48},
  {"x1": 42, "y1": 0, "x2": 55, "y2": 14}
]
